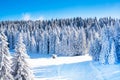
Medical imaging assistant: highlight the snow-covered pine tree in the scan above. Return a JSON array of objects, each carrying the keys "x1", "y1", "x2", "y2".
[
  {"x1": 38, "y1": 32, "x2": 44, "y2": 54},
  {"x1": 75, "y1": 27, "x2": 86, "y2": 56},
  {"x1": 108, "y1": 40, "x2": 117, "y2": 64},
  {"x1": 66, "y1": 26, "x2": 73, "y2": 56},
  {"x1": 59, "y1": 28, "x2": 68, "y2": 56},
  {"x1": 114, "y1": 20, "x2": 120, "y2": 60},
  {"x1": 80, "y1": 27, "x2": 87, "y2": 55},
  {"x1": 55, "y1": 35, "x2": 60, "y2": 55},
  {"x1": 99, "y1": 26, "x2": 110, "y2": 64},
  {"x1": 49, "y1": 29, "x2": 56, "y2": 54},
  {"x1": 72, "y1": 28, "x2": 79, "y2": 55},
  {"x1": 12, "y1": 33, "x2": 34, "y2": 80},
  {"x1": 0, "y1": 32, "x2": 14, "y2": 80},
  {"x1": 30, "y1": 35, "x2": 37, "y2": 53},
  {"x1": 99, "y1": 45, "x2": 106, "y2": 64},
  {"x1": 26, "y1": 30, "x2": 31, "y2": 53},
  {"x1": 89, "y1": 33, "x2": 101, "y2": 61},
  {"x1": 42, "y1": 31, "x2": 49, "y2": 54}
]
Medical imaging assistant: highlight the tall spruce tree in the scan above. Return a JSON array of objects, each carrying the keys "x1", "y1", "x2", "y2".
[
  {"x1": 89, "y1": 37, "x2": 101, "y2": 61},
  {"x1": 0, "y1": 32, "x2": 14, "y2": 80},
  {"x1": 108, "y1": 40, "x2": 117, "y2": 64},
  {"x1": 12, "y1": 33, "x2": 34, "y2": 80},
  {"x1": 99, "y1": 26, "x2": 110, "y2": 64}
]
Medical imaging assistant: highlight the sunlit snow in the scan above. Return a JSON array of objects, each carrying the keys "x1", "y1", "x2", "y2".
[
  {"x1": 28, "y1": 54, "x2": 92, "y2": 67},
  {"x1": 27, "y1": 54, "x2": 120, "y2": 80}
]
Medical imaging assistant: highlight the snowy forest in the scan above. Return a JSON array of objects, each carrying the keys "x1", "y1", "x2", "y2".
[
  {"x1": 1, "y1": 17, "x2": 120, "y2": 79},
  {"x1": 0, "y1": 17, "x2": 120, "y2": 64}
]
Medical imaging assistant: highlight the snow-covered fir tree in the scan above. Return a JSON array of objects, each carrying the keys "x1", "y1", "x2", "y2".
[
  {"x1": 0, "y1": 32, "x2": 14, "y2": 80},
  {"x1": 108, "y1": 40, "x2": 117, "y2": 64},
  {"x1": 114, "y1": 20, "x2": 120, "y2": 60},
  {"x1": 49, "y1": 29, "x2": 56, "y2": 54},
  {"x1": 89, "y1": 33, "x2": 101, "y2": 61},
  {"x1": 55, "y1": 35, "x2": 60, "y2": 55},
  {"x1": 38, "y1": 32, "x2": 44, "y2": 54},
  {"x1": 72, "y1": 28, "x2": 79, "y2": 55},
  {"x1": 42, "y1": 31, "x2": 49, "y2": 54},
  {"x1": 99, "y1": 26, "x2": 110, "y2": 64},
  {"x1": 79, "y1": 27, "x2": 87, "y2": 55},
  {"x1": 30, "y1": 35, "x2": 37, "y2": 53},
  {"x1": 59, "y1": 28, "x2": 69, "y2": 56},
  {"x1": 12, "y1": 33, "x2": 34, "y2": 80}
]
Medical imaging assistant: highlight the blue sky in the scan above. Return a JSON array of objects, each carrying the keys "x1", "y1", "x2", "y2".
[{"x1": 0, "y1": 0, "x2": 120, "y2": 21}]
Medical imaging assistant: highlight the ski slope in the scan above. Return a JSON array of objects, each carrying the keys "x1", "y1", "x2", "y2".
[{"x1": 27, "y1": 54, "x2": 120, "y2": 80}]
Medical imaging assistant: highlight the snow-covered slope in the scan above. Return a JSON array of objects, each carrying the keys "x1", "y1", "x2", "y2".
[{"x1": 27, "y1": 55, "x2": 120, "y2": 80}]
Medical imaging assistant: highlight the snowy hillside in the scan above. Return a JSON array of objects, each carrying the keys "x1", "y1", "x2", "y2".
[{"x1": 27, "y1": 54, "x2": 120, "y2": 80}]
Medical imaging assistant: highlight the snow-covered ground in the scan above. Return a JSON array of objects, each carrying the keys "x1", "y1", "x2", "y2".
[{"x1": 27, "y1": 54, "x2": 120, "y2": 80}]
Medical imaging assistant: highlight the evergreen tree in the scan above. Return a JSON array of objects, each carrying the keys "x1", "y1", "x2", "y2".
[
  {"x1": 55, "y1": 35, "x2": 60, "y2": 55},
  {"x1": 42, "y1": 31, "x2": 49, "y2": 54},
  {"x1": 108, "y1": 40, "x2": 117, "y2": 64},
  {"x1": 72, "y1": 28, "x2": 79, "y2": 55},
  {"x1": 12, "y1": 33, "x2": 34, "y2": 80},
  {"x1": 38, "y1": 32, "x2": 44, "y2": 54},
  {"x1": 89, "y1": 38, "x2": 101, "y2": 61},
  {"x1": 49, "y1": 29, "x2": 56, "y2": 54},
  {"x1": 59, "y1": 28, "x2": 68, "y2": 56},
  {"x1": 81, "y1": 27, "x2": 87, "y2": 55},
  {"x1": 114, "y1": 20, "x2": 120, "y2": 60},
  {"x1": 30, "y1": 35, "x2": 37, "y2": 53},
  {"x1": 0, "y1": 32, "x2": 14, "y2": 80},
  {"x1": 99, "y1": 26, "x2": 110, "y2": 64}
]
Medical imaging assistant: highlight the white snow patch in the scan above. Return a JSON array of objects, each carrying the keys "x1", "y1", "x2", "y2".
[
  {"x1": 27, "y1": 54, "x2": 92, "y2": 68},
  {"x1": 26, "y1": 54, "x2": 120, "y2": 80}
]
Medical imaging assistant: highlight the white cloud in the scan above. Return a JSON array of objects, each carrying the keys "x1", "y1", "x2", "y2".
[
  {"x1": 36, "y1": 16, "x2": 44, "y2": 21},
  {"x1": 21, "y1": 13, "x2": 45, "y2": 21},
  {"x1": 22, "y1": 13, "x2": 31, "y2": 21}
]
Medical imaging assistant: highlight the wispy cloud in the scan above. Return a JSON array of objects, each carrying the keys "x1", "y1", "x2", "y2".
[
  {"x1": 22, "y1": 13, "x2": 31, "y2": 21},
  {"x1": 21, "y1": 13, "x2": 44, "y2": 21},
  {"x1": 37, "y1": 16, "x2": 44, "y2": 21}
]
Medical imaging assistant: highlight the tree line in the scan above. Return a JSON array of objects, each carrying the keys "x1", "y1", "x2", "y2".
[{"x1": 0, "y1": 17, "x2": 120, "y2": 64}]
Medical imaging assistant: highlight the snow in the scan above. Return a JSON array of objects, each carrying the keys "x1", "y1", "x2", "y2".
[
  {"x1": 27, "y1": 54, "x2": 120, "y2": 80},
  {"x1": 28, "y1": 54, "x2": 92, "y2": 67}
]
